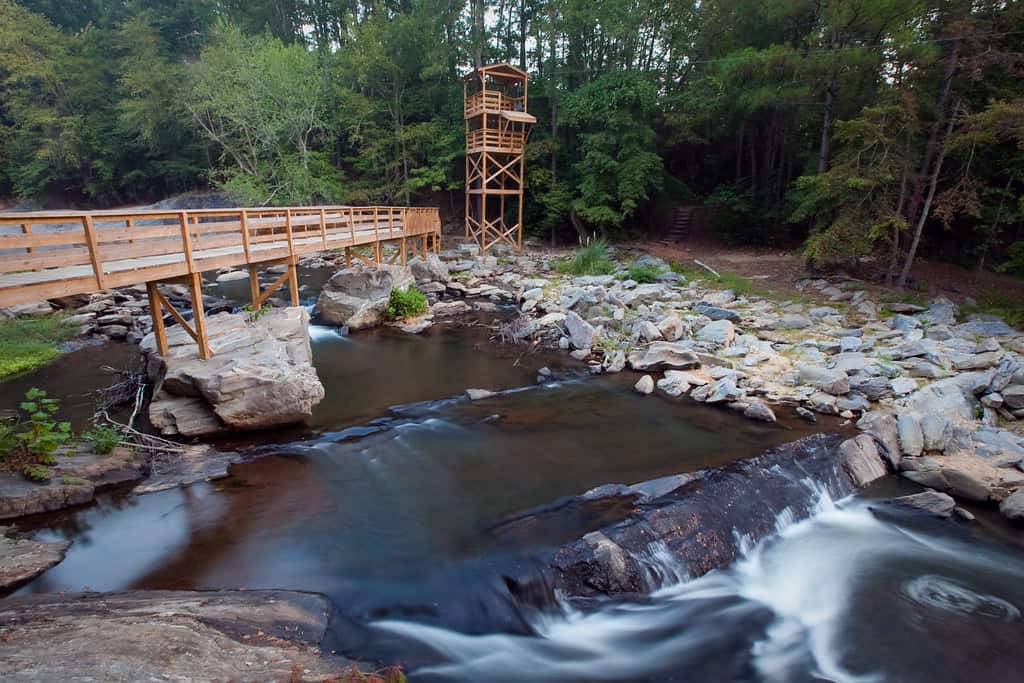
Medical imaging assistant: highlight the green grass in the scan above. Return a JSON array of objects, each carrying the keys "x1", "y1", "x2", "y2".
[
  {"x1": 627, "y1": 263, "x2": 664, "y2": 284},
  {"x1": 557, "y1": 239, "x2": 617, "y2": 276},
  {"x1": 0, "y1": 315, "x2": 77, "y2": 381},
  {"x1": 959, "y1": 293, "x2": 1024, "y2": 329},
  {"x1": 668, "y1": 260, "x2": 761, "y2": 297},
  {"x1": 385, "y1": 285, "x2": 428, "y2": 319}
]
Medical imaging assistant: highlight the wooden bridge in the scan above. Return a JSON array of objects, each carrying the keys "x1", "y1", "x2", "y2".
[{"x1": 0, "y1": 205, "x2": 441, "y2": 358}]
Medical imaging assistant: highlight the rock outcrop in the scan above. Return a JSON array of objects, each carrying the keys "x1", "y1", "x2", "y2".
[
  {"x1": 0, "y1": 590, "x2": 371, "y2": 680},
  {"x1": 144, "y1": 308, "x2": 324, "y2": 437},
  {"x1": 316, "y1": 264, "x2": 413, "y2": 329},
  {"x1": 512, "y1": 434, "x2": 851, "y2": 599},
  {"x1": 0, "y1": 536, "x2": 71, "y2": 592}
]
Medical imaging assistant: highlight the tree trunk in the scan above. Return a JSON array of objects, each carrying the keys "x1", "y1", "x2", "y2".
[
  {"x1": 906, "y1": 37, "x2": 960, "y2": 224},
  {"x1": 898, "y1": 104, "x2": 957, "y2": 288},
  {"x1": 818, "y1": 73, "x2": 836, "y2": 174},
  {"x1": 518, "y1": 0, "x2": 527, "y2": 70},
  {"x1": 473, "y1": 0, "x2": 484, "y2": 68}
]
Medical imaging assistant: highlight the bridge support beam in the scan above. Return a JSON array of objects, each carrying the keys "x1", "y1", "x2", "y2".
[
  {"x1": 146, "y1": 272, "x2": 211, "y2": 360},
  {"x1": 248, "y1": 257, "x2": 300, "y2": 311}
]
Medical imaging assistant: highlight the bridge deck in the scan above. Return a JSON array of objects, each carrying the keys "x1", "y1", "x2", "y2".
[{"x1": 0, "y1": 205, "x2": 441, "y2": 358}]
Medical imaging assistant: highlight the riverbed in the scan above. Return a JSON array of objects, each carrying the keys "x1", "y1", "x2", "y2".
[{"x1": 3, "y1": 280, "x2": 1024, "y2": 681}]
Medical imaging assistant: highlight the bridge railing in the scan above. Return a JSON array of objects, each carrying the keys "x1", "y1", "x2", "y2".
[{"x1": 0, "y1": 205, "x2": 441, "y2": 294}]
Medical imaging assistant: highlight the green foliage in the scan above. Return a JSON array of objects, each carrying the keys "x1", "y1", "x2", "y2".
[
  {"x1": 242, "y1": 301, "x2": 273, "y2": 323},
  {"x1": 83, "y1": 422, "x2": 122, "y2": 456},
  {"x1": 959, "y1": 294, "x2": 1024, "y2": 330},
  {"x1": 16, "y1": 388, "x2": 71, "y2": 458},
  {"x1": 23, "y1": 464, "x2": 51, "y2": 482},
  {"x1": 997, "y1": 242, "x2": 1024, "y2": 277},
  {"x1": 704, "y1": 187, "x2": 766, "y2": 245},
  {"x1": 187, "y1": 24, "x2": 338, "y2": 205},
  {"x1": 0, "y1": 315, "x2": 77, "y2": 380},
  {"x1": 627, "y1": 263, "x2": 664, "y2": 283},
  {"x1": 385, "y1": 286, "x2": 428, "y2": 320},
  {"x1": 0, "y1": 417, "x2": 15, "y2": 459},
  {"x1": 558, "y1": 239, "x2": 617, "y2": 276},
  {"x1": 563, "y1": 72, "x2": 664, "y2": 233},
  {"x1": 669, "y1": 260, "x2": 760, "y2": 297}
]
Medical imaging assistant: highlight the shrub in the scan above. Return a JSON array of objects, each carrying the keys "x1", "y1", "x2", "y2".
[
  {"x1": 83, "y1": 423, "x2": 122, "y2": 455},
  {"x1": 558, "y1": 238, "x2": 616, "y2": 276},
  {"x1": 997, "y1": 241, "x2": 1024, "y2": 277},
  {"x1": 627, "y1": 263, "x2": 663, "y2": 283},
  {"x1": 0, "y1": 418, "x2": 16, "y2": 459},
  {"x1": 386, "y1": 286, "x2": 428, "y2": 319}
]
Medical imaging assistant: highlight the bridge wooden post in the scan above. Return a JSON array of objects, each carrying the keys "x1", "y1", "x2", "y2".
[
  {"x1": 187, "y1": 272, "x2": 212, "y2": 360},
  {"x1": 247, "y1": 264, "x2": 260, "y2": 306},
  {"x1": 345, "y1": 247, "x2": 352, "y2": 267},
  {"x1": 146, "y1": 282, "x2": 168, "y2": 356},
  {"x1": 400, "y1": 238, "x2": 407, "y2": 265},
  {"x1": 80, "y1": 215, "x2": 105, "y2": 290},
  {"x1": 288, "y1": 257, "x2": 300, "y2": 306}
]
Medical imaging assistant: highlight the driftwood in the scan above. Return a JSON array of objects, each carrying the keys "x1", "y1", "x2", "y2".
[{"x1": 693, "y1": 259, "x2": 720, "y2": 278}]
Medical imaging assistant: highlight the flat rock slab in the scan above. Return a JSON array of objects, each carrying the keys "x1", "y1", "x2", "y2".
[
  {"x1": 0, "y1": 536, "x2": 71, "y2": 592},
  {"x1": 0, "y1": 590, "x2": 363, "y2": 681},
  {"x1": 0, "y1": 448, "x2": 148, "y2": 521}
]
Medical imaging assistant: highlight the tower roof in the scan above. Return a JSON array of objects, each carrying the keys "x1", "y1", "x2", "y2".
[{"x1": 463, "y1": 62, "x2": 529, "y2": 81}]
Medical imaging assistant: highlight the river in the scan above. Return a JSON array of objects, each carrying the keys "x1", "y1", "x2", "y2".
[{"x1": 3, "y1": 275, "x2": 1023, "y2": 682}]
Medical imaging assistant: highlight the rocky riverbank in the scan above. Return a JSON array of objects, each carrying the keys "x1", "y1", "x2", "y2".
[{"x1": 377, "y1": 246, "x2": 1024, "y2": 523}]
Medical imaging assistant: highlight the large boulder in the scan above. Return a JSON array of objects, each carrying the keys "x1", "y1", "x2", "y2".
[
  {"x1": 408, "y1": 254, "x2": 449, "y2": 284},
  {"x1": 798, "y1": 364, "x2": 850, "y2": 395},
  {"x1": 839, "y1": 434, "x2": 888, "y2": 487},
  {"x1": 628, "y1": 342, "x2": 701, "y2": 371},
  {"x1": 143, "y1": 308, "x2": 325, "y2": 437},
  {"x1": 316, "y1": 264, "x2": 413, "y2": 329},
  {"x1": 564, "y1": 311, "x2": 597, "y2": 350}
]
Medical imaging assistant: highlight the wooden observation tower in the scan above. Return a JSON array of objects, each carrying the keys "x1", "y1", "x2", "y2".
[{"x1": 463, "y1": 63, "x2": 535, "y2": 253}]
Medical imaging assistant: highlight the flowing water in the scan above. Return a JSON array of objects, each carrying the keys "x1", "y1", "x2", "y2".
[{"x1": 4, "y1": 275, "x2": 1024, "y2": 681}]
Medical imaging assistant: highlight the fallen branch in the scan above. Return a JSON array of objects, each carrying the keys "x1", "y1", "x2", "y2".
[{"x1": 693, "y1": 259, "x2": 720, "y2": 278}]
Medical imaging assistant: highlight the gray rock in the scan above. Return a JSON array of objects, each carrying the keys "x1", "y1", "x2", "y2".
[
  {"x1": 953, "y1": 320, "x2": 1016, "y2": 338},
  {"x1": 656, "y1": 371, "x2": 694, "y2": 397},
  {"x1": 798, "y1": 364, "x2": 850, "y2": 395},
  {"x1": 778, "y1": 314, "x2": 812, "y2": 329},
  {"x1": 408, "y1": 254, "x2": 450, "y2": 283},
  {"x1": 317, "y1": 264, "x2": 413, "y2": 329},
  {"x1": 849, "y1": 374, "x2": 893, "y2": 401},
  {"x1": 807, "y1": 391, "x2": 839, "y2": 415},
  {"x1": 695, "y1": 321, "x2": 736, "y2": 348},
  {"x1": 918, "y1": 300, "x2": 957, "y2": 326},
  {"x1": 891, "y1": 490, "x2": 956, "y2": 517},
  {"x1": 0, "y1": 590, "x2": 365, "y2": 681},
  {"x1": 796, "y1": 406, "x2": 817, "y2": 423},
  {"x1": 634, "y1": 375, "x2": 655, "y2": 395},
  {"x1": 857, "y1": 410, "x2": 901, "y2": 467},
  {"x1": 632, "y1": 320, "x2": 663, "y2": 343},
  {"x1": 943, "y1": 468, "x2": 991, "y2": 503},
  {"x1": 903, "y1": 469, "x2": 950, "y2": 490},
  {"x1": 143, "y1": 308, "x2": 324, "y2": 437},
  {"x1": 705, "y1": 378, "x2": 741, "y2": 404},
  {"x1": 891, "y1": 314, "x2": 921, "y2": 332},
  {"x1": 743, "y1": 400, "x2": 777, "y2": 422},
  {"x1": 1000, "y1": 488, "x2": 1024, "y2": 522},
  {"x1": 628, "y1": 342, "x2": 701, "y2": 372},
  {"x1": 839, "y1": 434, "x2": 888, "y2": 487},
  {"x1": 1004, "y1": 385, "x2": 1024, "y2": 410},
  {"x1": 952, "y1": 351, "x2": 1003, "y2": 371},
  {"x1": 564, "y1": 311, "x2": 597, "y2": 350},
  {"x1": 695, "y1": 304, "x2": 741, "y2": 323},
  {"x1": 897, "y1": 415, "x2": 924, "y2": 456},
  {"x1": 832, "y1": 352, "x2": 873, "y2": 374},
  {"x1": 906, "y1": 359, "x2": 946, "y2": 379},
  {"x1": 920, "y1": 414, "x2": 952, "y2": 452},
  {"x1": 0, "y1": 536, "x2": 71, "y2": 592},
  {"x1": 890, "y1": 377, "x2": 918, "y2": 396},
  {"x1": 215, "y1": 270, "x2": 249, "y2": 283},
  {"x1": 465, "y1": 388, "x2": 497, "y2": 400},
  {"x1": 657, "y1": 315, "x2": 688, "y2": 341}
]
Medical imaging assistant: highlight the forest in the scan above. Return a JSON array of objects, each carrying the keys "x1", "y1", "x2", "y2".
[{"x1": 0, "y1": 0, "x2": 1022, "y2": 282}]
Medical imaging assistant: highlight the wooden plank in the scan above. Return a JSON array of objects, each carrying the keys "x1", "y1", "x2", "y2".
[
  {"x1": 155, "y1": 288, "x2": 197, "y2": 344},
  {"x1": 188, "y1": 272, "x2": 211, "y2": 359},
  {"x1": 240, "y1": 210, "x2": 252, "y2": 261}
]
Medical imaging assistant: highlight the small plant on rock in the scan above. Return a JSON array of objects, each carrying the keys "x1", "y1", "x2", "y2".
[
  {"x1": 386, "y1": 286, "x2": 428, "y2": 319},
  {"x1": 83, "y1": 422, "x2": 122, "y2": 455},
  {"x1": 23, "y1": 463, "x2": 52, "y2": 482},
  {"x1": 17, "y1": 388, "x2": 71, "y2": 459}
]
